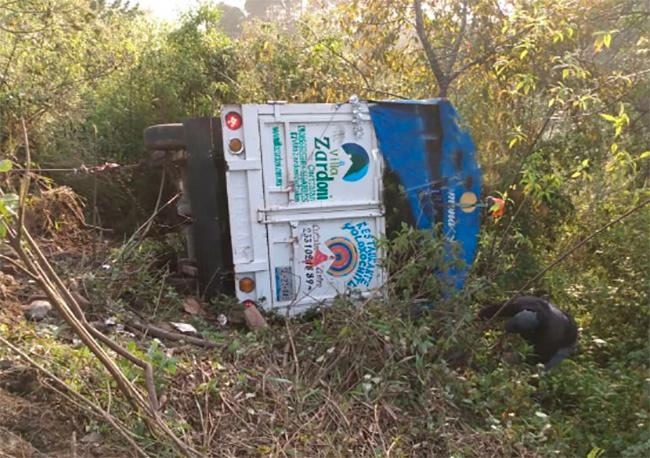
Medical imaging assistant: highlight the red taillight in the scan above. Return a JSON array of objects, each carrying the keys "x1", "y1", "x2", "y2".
[
  {"x1": 243, "y1": 299, "x2": 256, "y2": 309},
  {"x1": 225, "y1": 111, "x2": 242, "y2": 130}
]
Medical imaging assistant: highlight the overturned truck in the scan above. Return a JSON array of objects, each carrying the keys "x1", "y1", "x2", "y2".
[{"x1": 144, "y1": 99, "x2": 482, "y2": 314}]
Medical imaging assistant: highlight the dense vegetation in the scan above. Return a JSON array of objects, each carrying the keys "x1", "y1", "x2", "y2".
[{"x1": 1, "y1": 0, "x2": 648, "y2": 456}]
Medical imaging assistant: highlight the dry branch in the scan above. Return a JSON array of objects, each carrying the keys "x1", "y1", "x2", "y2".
[{"x1": 127, "y1": 319, "x2": 218, "y2": 349}]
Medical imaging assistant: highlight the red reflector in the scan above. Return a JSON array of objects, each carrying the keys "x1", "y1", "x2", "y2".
[
  {"x1": 225, "y1": 112, "x2": 242, "y2": 130},
  {"x1": 243, "y1": 300, "x2": 256, "y2": 309}
]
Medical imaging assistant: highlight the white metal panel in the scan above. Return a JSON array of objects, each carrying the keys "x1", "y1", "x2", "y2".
[
  {"x1": 269, "y1": 216, "x2": 386, "y2": 315},
  {"x1": 221, "y1": 105, "x2": 272, "y2": 307},
  {"x1": 224, "y1": 103, "x2": 386, "y2": 313},
  {"x1": 258, "y1": 104, "x2": 380, "y2": 209}
]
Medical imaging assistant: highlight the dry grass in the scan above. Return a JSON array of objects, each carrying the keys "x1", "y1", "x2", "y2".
[
  {"x1": 156, "y1": 304, "x2": 541, "y2": 457},
  {"x1": 0, "y1": 186, "x2": 543, "y2": 457}
]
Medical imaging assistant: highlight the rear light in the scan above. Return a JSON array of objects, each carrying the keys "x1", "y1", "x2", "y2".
[
  {"x1": 225, "y1": 111, "x2": 242, "y2": 130},
  {"x1": 228, "y1": 138, "x2": 244, "y2": 154},
  {"x1": 238, "y1": 277, "x2": 255, "y2": 293},
  {"x1": 243, "y1": 299, "x2": 256, "y2": 309}
]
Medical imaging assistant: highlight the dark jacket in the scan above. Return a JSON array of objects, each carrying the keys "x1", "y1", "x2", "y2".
[{"x1": 479, "y1": 296, "x2": 578, "y2": 368}]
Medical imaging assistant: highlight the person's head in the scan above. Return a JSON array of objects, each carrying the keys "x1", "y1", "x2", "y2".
[{"x1": 505, "y1": 309, "x2": 539, "y2": 333}]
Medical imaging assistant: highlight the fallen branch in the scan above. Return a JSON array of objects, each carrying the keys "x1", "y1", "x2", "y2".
[
  {"x1": 18, "y1": 225, "x2": 161, "y2": 412},
  {"x1": 127, "y1": 319, "x2": 218, "y2": 349}
]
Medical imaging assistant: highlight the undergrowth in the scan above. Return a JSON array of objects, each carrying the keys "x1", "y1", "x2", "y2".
[{"x1": 0, "y1": 226, "x2": 648, "y2": 457}]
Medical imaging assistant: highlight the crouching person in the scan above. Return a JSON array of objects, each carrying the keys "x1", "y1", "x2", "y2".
[{"x1": 478, "y1": 296, "x2": 578, "y2": 370}]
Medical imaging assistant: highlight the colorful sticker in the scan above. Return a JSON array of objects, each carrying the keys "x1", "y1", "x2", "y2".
[
  {"x1": 323, "y1": 237, "x2": 358, "y2": 277},
  {"x1": 341, "y1": 221, "x2": 377, "y2": 288},
  {"x1": 300, "y1": 221, "x2": 378, "y2": 291},
  {"x1": 341, "y1": 143, "x2": 370, "y2": 182}
]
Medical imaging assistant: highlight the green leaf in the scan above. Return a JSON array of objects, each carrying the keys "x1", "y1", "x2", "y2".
[
  {"x1": 603, "y1": 33, "x2": 611, "y2": 48},
  {"x1": 594, "y1": 36, "x2": 604, "y2": 52},
  {"x1": 0, "y1": 194, "x2": 18, "y2": 215},
  {"x1": 599, "y1": 113, "x2": 616, "y2": 122},
  {"x1": 571, "y1": 171, "x2": 581, "y2": 178},
  {"x1": 639, "y1": 151, "x2": 650, "y2": 159},
  {"x1": 0, "y1": 159, "x2": 12, "y2": 173},
  {"x1": 587, "y1": 447, "x2": 604, "y2": 458}
]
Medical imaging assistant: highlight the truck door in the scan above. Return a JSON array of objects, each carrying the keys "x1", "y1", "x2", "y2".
[{"x1": 256, "y1": 103, "x2": 385, "y2": 314}]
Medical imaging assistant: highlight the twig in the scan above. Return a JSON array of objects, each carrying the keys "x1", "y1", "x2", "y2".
[
  {"x1": 474, "y1": 107, "x2": 555, "y2": 274},
  {"x1": 17, "y1": 226, "x2": 161, "y2": 411},
  {"x1": 0, "y1": 254, "x2": 39, "y2": 282},
  {"x1": 151, "y1": 267, "x2": 170, "y2": 319},
  {"x1": 506, "y1": 107, "x2": 556, "y2": 191},
  {"x1": 5, "y1": 214, "x2": 200, "y2": 455},
  {"x1": 140, "y1": 167, "x2": 166, "y2": 240},
  {"x1": 285, "y1": 319, "x2": 300, "y2": 383},
  {"x1": 446, "y1": 0, "x2": 469, "y2": 77},
  {"x1": 374, "y1": 403, "x2": 388, "y2": 455},
  {"x1": 0, "y1": 35, "x2": 18, "y2": 88},
  {"x1": 119, "y1": 190, "x2": 179, "y2": 262},
  {"x1": 299, "y1": 20, "x2": 408, "y2": 101},
  {"x1": 448, "y1": 25, "x2": 535, "y2": 81}
]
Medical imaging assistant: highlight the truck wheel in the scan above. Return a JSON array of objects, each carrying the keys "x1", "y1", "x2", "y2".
[{"x1": 144, "y1": 123, "x2": 185, "y2": 151}]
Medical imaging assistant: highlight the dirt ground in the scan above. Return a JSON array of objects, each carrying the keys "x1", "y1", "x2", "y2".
[{"x1": 0, "y1": 388, "x2": 76, "y2": 457}]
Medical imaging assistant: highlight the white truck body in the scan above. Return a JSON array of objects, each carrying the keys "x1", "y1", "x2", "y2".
[{"x1": 220, "y1": 103, "x2": 386, "y2": 314}]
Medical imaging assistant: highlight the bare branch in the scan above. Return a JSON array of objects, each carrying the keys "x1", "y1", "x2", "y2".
[
  {"x1": 446, "y1": 0, "x2": 469, "y2": 77},
  {"x1": 413, "y1": 0, "x2": 449, "y2": 97},
  {"x1": 449, "y1": 25, "x2": 535, "y2": 83},
  {"x1": 16, "y1": 117, "x2": 30, "y2": 242},
  {"x1": 127, "y1": 319, "x2": 218, "y2": 349},
  {"x1": 298, "y1": 20, "x2": 409, "y2": 100}
]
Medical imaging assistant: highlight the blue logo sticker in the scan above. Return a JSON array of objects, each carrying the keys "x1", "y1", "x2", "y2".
[{"x1": 341, "y1": 143, "x2": 370, "y2": 182}]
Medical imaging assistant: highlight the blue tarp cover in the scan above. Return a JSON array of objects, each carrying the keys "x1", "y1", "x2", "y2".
[{"x1": 368, "y1": 99, "x2": 482, "y2": 290}]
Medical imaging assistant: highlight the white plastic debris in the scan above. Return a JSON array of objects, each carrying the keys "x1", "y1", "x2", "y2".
[{"x1": 170, "y1": 322, "x2": 198, "y2": 335}]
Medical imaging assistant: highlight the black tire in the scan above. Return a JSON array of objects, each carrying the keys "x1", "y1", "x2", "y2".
[{"x1": 143, "y1": 123, "x2": 185, "y2": 151}]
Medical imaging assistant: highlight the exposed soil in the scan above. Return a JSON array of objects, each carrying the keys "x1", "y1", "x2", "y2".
[{"x1": 0, "y1": 387, "x2": 76, "y2": 457}]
